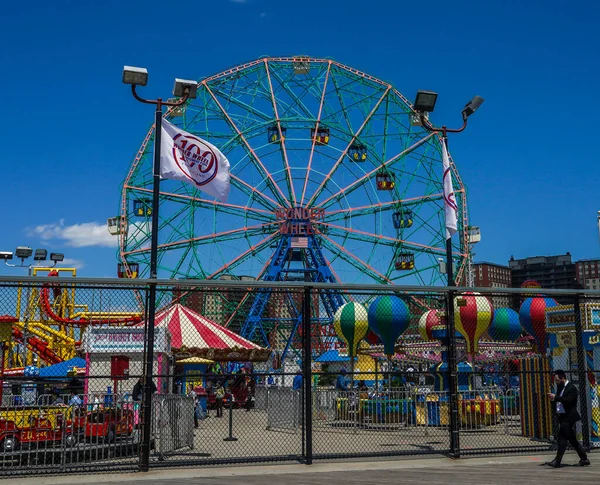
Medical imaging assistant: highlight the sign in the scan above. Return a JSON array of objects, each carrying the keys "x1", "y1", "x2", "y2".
[
  {"x1": 556, "y1": 333, "x2": 576, "y2": 348},
  {"x1": 547, "y1": 303, "x2": 600, "y2": 332},
  {"x1": 275, "y1": 207, "x2": 326, "y2": 236},
  {"x1": 82, "y1": 327, "x2": 170, "y2": 353}
]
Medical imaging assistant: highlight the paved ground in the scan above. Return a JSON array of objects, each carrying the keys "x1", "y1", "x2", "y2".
[
  {"x1": 163, "y1": 408, "x2": 538, "y2": 460},
  {"x1": 9, "y1": 454, "x2": 599, "y2": 485}
]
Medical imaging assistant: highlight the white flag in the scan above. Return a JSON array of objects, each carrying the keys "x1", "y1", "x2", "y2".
[
  {"x1": 160, "y1": 119, "x2": 231, "y2": 202},
  {"x1": 441, "y1": 139, "x2": 458, "y2": 240}
]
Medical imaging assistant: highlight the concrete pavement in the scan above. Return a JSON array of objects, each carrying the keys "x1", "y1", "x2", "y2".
[{"x1": 8, "y1": 453, "x2": 598, "y2": 485}]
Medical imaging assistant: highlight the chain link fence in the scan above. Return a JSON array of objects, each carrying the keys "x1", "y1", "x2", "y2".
[{"x1": 0, "y1": 276, "x2": 598, "y2": 475}]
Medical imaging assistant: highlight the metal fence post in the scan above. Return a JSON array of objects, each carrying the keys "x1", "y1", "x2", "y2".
[
  {"x1": 140, "y1": 283, "x2": 157, "y2": 471},
  {"x1": 446, "y1": 288, "x2": 460, "y2": 458},
  {"x1": 302, "y1": 285, "x2": 313, "y2": 465},
  {"x1": 574, "y1": 293, "x2": 590, "y2": 450}
]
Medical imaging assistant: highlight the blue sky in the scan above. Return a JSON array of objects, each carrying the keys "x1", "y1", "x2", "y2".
[{"x1": 0, "y1": 0, "x2": 598, "y2": 278}]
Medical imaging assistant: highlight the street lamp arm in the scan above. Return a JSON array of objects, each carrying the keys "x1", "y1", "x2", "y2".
[
  {"x1": 420, "y1": 113, "x2": 468, "y2": 134},
  {"x1": 131, "y1": 85, "x2": 191, "y2": 107},
  {"x1": 131, "y1": 85, "x2": 157, "y2": 105}
]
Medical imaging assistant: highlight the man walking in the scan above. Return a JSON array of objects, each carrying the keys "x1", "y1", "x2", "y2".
[{"x1": 546, "y1": 370, "x2": 590, "y2": 468}]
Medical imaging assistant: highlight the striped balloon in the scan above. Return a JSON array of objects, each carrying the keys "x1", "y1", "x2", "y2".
[
  {"x1": 333, "y1": 302, "x2": 369, "y2": 358},
  {"x1": 367, "y1": 296, "x2": 410, "y2": 356},
  {"x1": 454, "y1": 293, "x2": 493, "y2": 354},
  {"x1": 488, "y1": 307, "x2": 521, "y2": 342},
  {"x1": 519, "y1": 297, "x2": 558, "y2": 353},
  {"x1": 418, "y1": 309, "x2": 445, "y2": 342}
]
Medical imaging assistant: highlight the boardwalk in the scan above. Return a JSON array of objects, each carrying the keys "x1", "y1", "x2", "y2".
[{"x1": 12, "y1": 453, "x2": 598, "y2": 485}]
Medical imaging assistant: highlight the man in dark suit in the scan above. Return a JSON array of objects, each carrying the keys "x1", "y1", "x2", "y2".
[{"x1": 546, "y1": 370, "x2": 590, "y2": 468}]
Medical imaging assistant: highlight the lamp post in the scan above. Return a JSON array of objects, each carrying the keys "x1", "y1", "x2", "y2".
[
  {"x1": 413, "y1": 91, "x2": 484, "y2": 458},
  {"x1": 1, "y1": 247, "x2": 64, "y2": 367},
  {"x1": 123, "y1": 66, "x2": 197, "y2": 472}
]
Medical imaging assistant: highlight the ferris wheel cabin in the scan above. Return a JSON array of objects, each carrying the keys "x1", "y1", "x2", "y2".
[
  {"x1": 311, "y1": 126, "x2": 330, "y2": 145},
  {"x1": 376, "y1": 169, "x2": 395, "y2": 190},
  {"x1": 267, "y1": 124, "x2": 286, "y2": 143},
  {"x1": 117, "y1": 263, "x2": 139, "y2": 278},
  {"x1": 395, "y1": 252, "x2": 415, "y2": 270},
  {"x1": 133, "y1": 199, "x2": 152, "y2": 217},
  {"x1": 393, "y1": 210, "x2": 413, "y2": 229},
  {"x1": 348, "y1": 143, "x2": 367, "y2": 162}
]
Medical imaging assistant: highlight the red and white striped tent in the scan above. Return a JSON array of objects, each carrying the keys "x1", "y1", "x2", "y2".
[{"x1": 148, "y1": 304, "x2": 270, "y2": 362}]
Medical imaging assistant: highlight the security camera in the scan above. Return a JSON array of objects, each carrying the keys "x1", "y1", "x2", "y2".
[{"x1": 173, "y1": 78, "x2": 198, "y2": 99}]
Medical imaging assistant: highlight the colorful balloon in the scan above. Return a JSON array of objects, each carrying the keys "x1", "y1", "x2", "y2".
[
  {"x1": 488, "y1": 307, "x2": 521, "y2": 342},
  {"x1": 333, "y1": 302, "x2": 369, "y2": 358},
  {"x1": 367, "y1": 295, "x2": 411, "y2": 356},
  {"x1": 519, "y1": 297, "x2": 558, "y2": 353},
  {"x1": 418, "y1": 309, "x2": 445, "y2": 342},
  {"x1": 454, "y1": 293, "x2": 493, "y2": 354}
]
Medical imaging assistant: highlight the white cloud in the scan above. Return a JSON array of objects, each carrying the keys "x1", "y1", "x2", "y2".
[
  {"x1": 60, "y1": 258, "x2": 85, "y2": 269},
  {"x1": 29, "y1": 220, "x2": 117, "y2": 248}
]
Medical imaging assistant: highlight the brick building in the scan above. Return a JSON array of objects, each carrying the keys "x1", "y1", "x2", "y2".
[
  {"x1": 575, "y1": 259, "x2": 600, "y2": 288},
  {"x1": 473, "y1": 262, "x2": 512, "y2": 307}
]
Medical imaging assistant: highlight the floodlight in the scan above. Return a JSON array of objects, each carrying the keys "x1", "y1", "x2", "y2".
[
  {"x1": 173, "y1": 78, "x2": 198, "y2": 99},
  {"x1": 122, "y1": 66, "x2": 148, "y2": 86},
  {"x1": 34, "y1": 249, "x2": 48, "y2": 261},
  {"x1": 50, "y1": 253, "x2": 65, "y2": 262},
  {"x1": 414, "y1": 90, "x2": 438, "y2": 113},
  {"x1": 462, "y1": 96, "x2": 484, "y2": 118},
  {"x1": 0, "y1": 251, "x2": 13, "y2": 261},
  {"x1": 15, "y1": 246, "x2": 33, "y2": 259}
]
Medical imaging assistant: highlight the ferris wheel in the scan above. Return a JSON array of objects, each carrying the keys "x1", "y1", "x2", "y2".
[{"x1": 114, "y1": 56, "x2": 469, "y2": 350}]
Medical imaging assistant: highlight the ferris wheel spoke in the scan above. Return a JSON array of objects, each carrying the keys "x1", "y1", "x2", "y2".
[
  {"x1": 267, "y1": 67, "x2": 314, "y2": 120},
  {"x1": 204, "y1": 83, "x2": 291, "y2": 208},
  {"x1": 300, "y1": 62, "x2": 332, "y2": 207},
  {"x1": 126, "y1": 185, "x2": 274, "y2": 222},
  {"x1": 207, "y1": 85, "x2": 273, "y2": 122},
  {"x1": 306, "y1": 85, "x2": 392, "y2": 208},
  {"x1": 229, "y1": 174, "x2": 285, "y2": 211},
  {"x1": 324, "y1": 193, "x2": 444, "y2": 222},
  {"x1": 264, "y1": 60, "x2": 296, "y2": 205},
  {"x1": 207, "y1": 232, "x2": 279, "y2": 279},
  {"x1": 319, "y1": 235, "x2": 391, "y2": 284},
  {"x1": 319, "y1": 222, "x2": 451, "y2": 257},
  {"x1": 170, "y1": 244, "x2": 195, "y2": 279},
  {"x1": 123, "y1": 223, "x2": 270, "y2": 257},
  {"x1": 315, "y1": 132, "x2": 436, "y2": 209}
]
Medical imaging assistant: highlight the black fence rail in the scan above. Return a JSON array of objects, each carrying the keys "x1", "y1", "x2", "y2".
[{"x1": 0, "y1": 276, "x2": 598, "y2": 475}]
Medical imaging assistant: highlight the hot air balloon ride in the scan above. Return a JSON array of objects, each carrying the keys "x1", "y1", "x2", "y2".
[
  {"x1": 333, "y1": 302, "x2": 369, "y2": 383},
  {"x1": 488, "y1": 307, "x2": 521, "y2": 342},
  {"x1": 367, "y1": 295, "x2": 411, "y2": 356},
  {"x1": 454, "y1": 293, "x2": 493, "y2": 355},
  {"x1": 419, "y1": 309, "x2": 446, "y2": 342},
  {"x1": 519, "y1": 297, "x2": 558, "y2": 353}
]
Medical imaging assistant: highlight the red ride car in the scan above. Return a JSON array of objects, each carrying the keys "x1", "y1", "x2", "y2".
[
  {"x1": 0, "y1": 414, "x2": 82, "y2": 452},
  {"x1": 85, "y1": 408, "x2": 133, "y2": 443}
]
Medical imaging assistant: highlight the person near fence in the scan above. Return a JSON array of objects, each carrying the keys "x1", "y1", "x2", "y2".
[
  {"x1": 188, "y1": 385, "x2": 199, "y2": 428},
  {"x1": 336, "y1": 369, "x2": 350, "y2": 391},
  {"x1": 546, "y1": 370, "x2": 590, "y2": 468},
  {"x1": 132, "y1": 377, "x2": 158, "y2": 402},
  {"x1": 293, "y1": 372, "x2": 303, "y2": 391},
  {"x1": 232, "y1": 370, "x2": 248, "y2": 409},
  {"x1": 245, "y1": 374, "x2": 256, "y2": 411},
  {"x1": 215, "y1": 381, "x2": 225, "y2": 418},
  {"x1": 68, "y1": 392, "x2": 83, "y2": 407}
]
